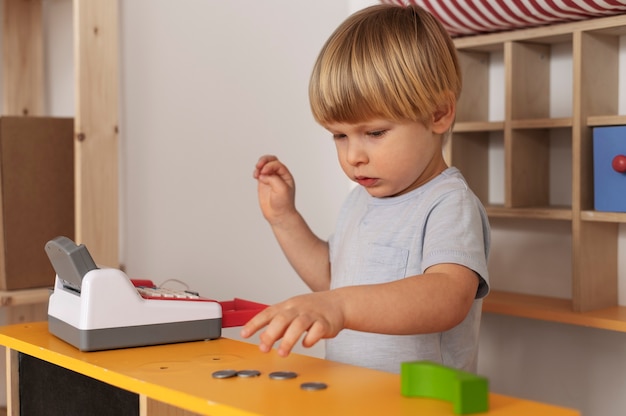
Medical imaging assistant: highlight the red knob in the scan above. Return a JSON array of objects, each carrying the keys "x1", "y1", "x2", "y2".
[{"x1": 613, "y1": 155, "x2": 626, "y2": 173}]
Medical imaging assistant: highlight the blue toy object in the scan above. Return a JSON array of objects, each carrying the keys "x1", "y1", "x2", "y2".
[{"x1": 593, "y1": 126, "x2": 626, "y2": 212}]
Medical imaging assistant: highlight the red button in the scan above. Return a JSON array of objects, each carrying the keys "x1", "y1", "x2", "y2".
[{"x1": 613, "y1": 155, "x2": 626, "y2": 173}]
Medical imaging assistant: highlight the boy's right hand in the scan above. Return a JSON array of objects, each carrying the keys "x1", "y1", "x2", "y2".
[
  {"x1": 253, "y1": 155, "x2": 297, "y2": 225},
  {"x1": 240, "y1": 290, "x2": 345, "y2": 357}
]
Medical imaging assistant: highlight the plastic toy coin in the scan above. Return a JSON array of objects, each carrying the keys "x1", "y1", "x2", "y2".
[
  {"x1": 300, "y1": 382, "x2": 328, "y2": 391},
  {"x1": 268, "y1": 371, "x2": 298, "y2": 380},
  {"x1": 237, "y1": 370, "x2": 261, "y2": 378},
  {"x1": 212, "y1": 370, "x2": 238, "y2": 379}
]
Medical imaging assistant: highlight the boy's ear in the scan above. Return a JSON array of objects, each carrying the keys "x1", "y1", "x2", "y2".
[{"x1": 431, "y1": 98, "x2": 456, "y2": 135}]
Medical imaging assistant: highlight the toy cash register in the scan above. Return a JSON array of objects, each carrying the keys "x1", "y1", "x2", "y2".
[{"x1": 46, "y1": 236, "x2": 223, "y2": 351}]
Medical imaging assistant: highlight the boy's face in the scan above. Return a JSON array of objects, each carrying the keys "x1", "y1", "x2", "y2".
[{"x1": 325, "y1": 118, "x2": 448, "y2": 198}]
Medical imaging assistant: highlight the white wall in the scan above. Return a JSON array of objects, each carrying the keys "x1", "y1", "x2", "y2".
[
  {"x1": 5, "y1": 1, "x2": 626, "y2": 415},
  {"x1": 117, "y1": 0, "x2": 351, "y2": 357}
]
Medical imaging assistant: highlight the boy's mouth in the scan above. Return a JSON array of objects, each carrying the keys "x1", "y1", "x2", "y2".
[{"x1": 355, "y1": 176, "x2": 378, "y2": 187}]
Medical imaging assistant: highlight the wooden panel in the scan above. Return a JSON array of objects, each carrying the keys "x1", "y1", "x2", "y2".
[
  {"x1": 486, "y1": 205, "x2": 572, "y2": 221},
  {"x1": 74, "y1": 0, "x2": 119, "y2": 267},
  {"x1": 508, "y1": 42, "x2": 550, "y2": 120},
  {"x1": 456, "y1": 50, "x2": 490, "y2": 123},
  {"x1": 450, "y1": 132, "x2": 491, "y2": 204},
  {"x1": 579, "y1": 32, "x2": 619, "y2": 118},
  {"x1": 510, "y1": 117, "x2": 572, "y2": 129},
  {"x1": 141, "y1": 397, "x2": 203, "y2": 416},
  {"x1": 587, "y1": 114, "x2": 626, "y2": 126},
  {"x1": 3, "y1": 303, "x2": 48, "y2": 326},
  {"x1": 0, "y1": 289, "x2": 50, "y2": 308},
  {"x1": 508, "y1": 129, "x2": 550, "y2": 207},
  {"x1": 570, "y1": 31, "x2": 620, "y2": 313},
  {"x1": 454, "y1": 13, "x2": 626, "y2": 50},
  {"x1": 574, "y1": 31, "x2": 620, "y2": 213},
  {"x1": 0, "y1": 117, "x2": 75, "y2": 290},
  {"x1": 484, "y1": 291, "x2": 626, "y2": 332},
  {"x1": 581, "y1": 210, "x2": 626, "y2": 223},
  {"x1": 572, "y1": 221, "x2": 618, "y2": 312},
  {"x1": 454, "y1": 121, "x2": 504, "y2": 132},
  {"x1": 2, "y1": 0, "x2": 44, "y2": 116},
  {"x1": 5, "y1": 349, "x2": 18, "y2": 416}
]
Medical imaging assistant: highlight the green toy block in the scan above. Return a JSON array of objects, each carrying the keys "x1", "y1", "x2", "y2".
[{"x1": 401, "y1": 361, "x2": 489, "y2": 414}]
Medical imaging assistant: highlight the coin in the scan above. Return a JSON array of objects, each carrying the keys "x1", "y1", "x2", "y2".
[
  {"x1": 212, "y1": 369, "x2": 238, "y2": 379},
  {"x1": 268, "y1": 371, "x2": 298, "y2": 380},
  {"x1": 300, "y1": 382, "x2": 328, "y2": 391},
  {"x1": 237, "y1": 370, "x2": 261, "y2": 378}
]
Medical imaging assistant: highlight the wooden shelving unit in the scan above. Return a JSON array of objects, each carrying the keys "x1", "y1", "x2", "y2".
[
  {"x1": 0, "y1": 3, "x2": 119, "y2": 410},
  {"x1": 2, "y1": 0, "x2": 119, "y2": 267},
  {"x1": 449, "y1": 14, "x2": 626, "y2": 330}
]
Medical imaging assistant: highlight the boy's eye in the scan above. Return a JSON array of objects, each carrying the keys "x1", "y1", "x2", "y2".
[
  {"x1": 368, "y1": 130, "x2": 387, "y2": 137},
  {"x1": 332, "y1": 133, "x2": 347, "y2": 140}
]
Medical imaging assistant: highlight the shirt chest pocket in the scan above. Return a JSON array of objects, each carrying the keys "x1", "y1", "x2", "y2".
[{"x1": 360, "y1": 244, "x2": 409, "y2": 284}]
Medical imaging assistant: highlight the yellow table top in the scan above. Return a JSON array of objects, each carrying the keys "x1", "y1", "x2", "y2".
[{"x1": 0, "y1": 322, "x2": 579, "y2": 416}]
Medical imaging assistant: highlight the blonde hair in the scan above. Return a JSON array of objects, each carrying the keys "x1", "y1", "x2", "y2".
[{"x1": 309, "y1": 4, "x2": 461, "y2": 127}]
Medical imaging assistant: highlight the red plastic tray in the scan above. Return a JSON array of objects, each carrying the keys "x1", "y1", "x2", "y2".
[{"x1": 219, "y1": 298, "x2": 268, "y2": 328}]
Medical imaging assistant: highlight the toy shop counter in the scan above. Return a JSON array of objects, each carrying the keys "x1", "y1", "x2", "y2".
[{"x1": 0, "y1": 322, "x2": 579, "y2": 416}]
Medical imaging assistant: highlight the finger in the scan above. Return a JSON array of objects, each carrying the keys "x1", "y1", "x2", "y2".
[
  {"x1": 258, "y1": 160, "x2": 285, "y2": 177},
  {"x1": 255, "y1": 155, "x2": 278, "y2": 174},
  {"x1": 256, "y1": 154, "x2": 277, "y2": 168},
  {"x1": 253, "y1": 155, "x2": 278, "y2": 179},
  {"x1": 240, "y1": 308, "x2": 273, "y2": 339},
  {"x1": 301, "y1": 320, "x2": 327, "y2": 348},
  {"x1": 276, "y1": 316, "x2": 314, "y2": 357},
  {"x1": 258, "y1": 171, "x2": 291, "y2": 193},
  {"x1": 258, "y1": 312, "x2": 293, "y2": 353},
  {"x1": 258, "y1": 330, "x2": 277, "y2": 353}
]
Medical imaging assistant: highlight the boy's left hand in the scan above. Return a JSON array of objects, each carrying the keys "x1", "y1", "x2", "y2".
[{"x1": 240, "y1": 291, "x2": 345, "y2": 357}]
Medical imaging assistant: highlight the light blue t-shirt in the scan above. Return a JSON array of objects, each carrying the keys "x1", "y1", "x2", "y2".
[{"x1": 326, "y1": 167, "x2": 490, "y2": 373}]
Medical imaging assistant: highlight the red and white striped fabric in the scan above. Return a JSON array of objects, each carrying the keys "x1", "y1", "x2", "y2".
[{"x1": 381, "y1": 0, "x2": 626, "y2": 36}]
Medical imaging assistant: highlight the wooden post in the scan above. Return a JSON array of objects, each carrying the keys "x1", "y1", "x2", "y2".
[
  {"x1": 141, "y1": 396, "x2": 204, "y2": 416},
  {"x1": 74, "y1": 0, "x2": 119, "y2": 267},
  {"x1": 5, "y1": 349, "x2": 19, "y2": 416},
  {"x1": 2, "y1": 0, "x2": 44, "y2": 116}
]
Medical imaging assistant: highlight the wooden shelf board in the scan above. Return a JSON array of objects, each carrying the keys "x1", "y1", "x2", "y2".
[
  {"x1": 510, "y1": 117, "x2": 572, "y2": 129},
  {"x1": 0, "y1": 288, "x2": 51, "y2": 307},
  {"x1": 484, "y1": 291, "x2": 626, "y2": 332},
  {"x1": 454, "y1": 13, "x2": 626, "y2": 49},
  {"x1": 587, "y1": 114, "x2": 626, "y2": 127},
  {"x1": 486, "y1": 205, "x2": 572, "y2": 220},
  {"x1": 454, "y1": 120, "x2": 504, "y2": 133},
  {"x1": 581, "y1": 210, "x2": 626, "y2": 223}
]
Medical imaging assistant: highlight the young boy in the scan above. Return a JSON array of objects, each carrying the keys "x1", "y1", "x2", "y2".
[{"x1": 241, "y1": 3, "x2": 490, "y2": 374}]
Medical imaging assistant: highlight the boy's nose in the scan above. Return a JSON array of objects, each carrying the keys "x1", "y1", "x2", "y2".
[{"x1": 346, "y1": 141, "x2": 368, "y2": 166}]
